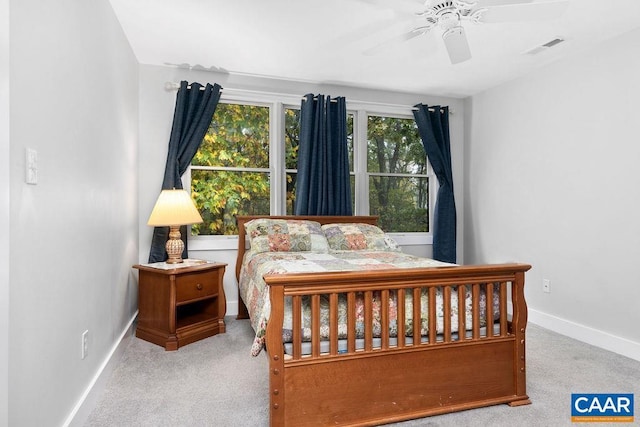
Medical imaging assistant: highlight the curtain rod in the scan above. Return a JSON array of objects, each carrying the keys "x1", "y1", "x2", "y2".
[
  {"x1": 165, "y1": 81, "x2": 297, "y2": 99},
  {"x1": 302, "y1": 96, "x2": 339, "y2": 103},
  {"x1": 412, "y1": 107, "x2": 449, "y2": 113},
  {"x1": 302, "y1": 96, "x2": 450, "y2": 113},
  {"x1": 165, "y1": 82, "x2": 214, "y2": 91},
  {"x1": 164, "y1": 81, "x2": 453, "y2": 113}
]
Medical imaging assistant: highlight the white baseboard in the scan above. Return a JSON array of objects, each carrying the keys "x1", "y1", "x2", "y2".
[
  {"x1": 63, "y1": 312, "x2": 138, "y2": 427},
  {"x1": 227, "y1": 300, "x2": 239, "y2": 317},
  {"x1": 528, "y1": 308, "x2": 640, "y2": 362}
]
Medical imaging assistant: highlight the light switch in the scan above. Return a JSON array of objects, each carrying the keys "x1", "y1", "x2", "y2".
[{"x1": 26, "y1": 148, "x2": 38, "y2": 185}]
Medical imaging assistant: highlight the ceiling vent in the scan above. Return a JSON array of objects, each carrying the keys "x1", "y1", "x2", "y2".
[{"x1": 524, "y1": 37, "x2": 565, "y2": 55}]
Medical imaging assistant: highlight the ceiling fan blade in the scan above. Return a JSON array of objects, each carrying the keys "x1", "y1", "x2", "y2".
[
  {"x1": 477, "y1": 1, "x2": 569, "y2": 23},
  {"x1": 442, "y1": 26, "x2": 472, "y2": 64},
  {"x1": 475, "y1": 0, "x2": 533, "y2": 7},
  {"x1": 352, "y1": 0, "x2": 423, "y2": 16},
  {"x1": 363, "y1": 27, "x2": 428, "y2": 56}
]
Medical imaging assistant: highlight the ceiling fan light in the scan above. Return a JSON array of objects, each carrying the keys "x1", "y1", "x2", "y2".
[{"x1": 442, "y1": 26, "x2": 472, "y2": 64}]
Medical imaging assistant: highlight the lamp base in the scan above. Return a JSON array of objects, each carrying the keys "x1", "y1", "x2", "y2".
[{"x1": 166, "y1": 225, "x2": 185, "y2": 264}]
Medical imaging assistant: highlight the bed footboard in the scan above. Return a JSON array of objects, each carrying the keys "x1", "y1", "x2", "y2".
[{"x1": 264, "y1": 263, "x2": 531, "y2": 426}]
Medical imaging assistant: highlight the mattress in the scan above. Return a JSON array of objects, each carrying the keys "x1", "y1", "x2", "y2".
[
  {"x1": 283, "y1": 324, "x2": 503, "y2": 357},
  {"x1": 239, "y1": 250, "x2": 501, "y2": 356}
]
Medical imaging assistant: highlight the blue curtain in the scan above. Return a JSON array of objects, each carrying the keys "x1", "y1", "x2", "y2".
[
  {"x1": 413, "y1": 104, "x2": 456, "y2": 263},
  {"x1": 148, "y1": 81, "x2": 222, "y2": 263},
  {"x1": 294, "y1": 94, "x2": 352, "y2": 216}
]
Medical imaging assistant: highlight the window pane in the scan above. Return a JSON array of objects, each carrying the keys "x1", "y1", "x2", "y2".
[
  {"x1": 367, "y1": 116, "x2": 426, "y2": 174},
  {"x1": 285, "y1": 109, "x2": 299, "y2": 214},
  {"x1": 191, "y1": 102, "x2": 270, "y2": 235},
  {"x1": 285, "y1": 109, "x2": 300, "y2": 170},
  {"x1": 286, "y1": 172, "x2": 296, "y2": 215},
  {"x1": 369, "y1": 176, "x2": 428, "y2": 232},
  {"x1": 193, "y1": 103, "x2": 269, "y2": 168},
  {"x1": 367, "y1": 115, "x2": 428, "y2": 233},
  {"x1": 191, "y1": 170, "x2": 270, "y2": 235}
]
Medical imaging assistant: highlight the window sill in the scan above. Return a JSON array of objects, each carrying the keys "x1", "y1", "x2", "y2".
[
  {"x1": 188, "y1": 233, "x2": 432, "y2": 252},
  {"x1": 189, "y1": 235, "x2": 240, "y2": 251},
  {"x1": 387, "y1": 232, "x2": 433, "y2": 246}
]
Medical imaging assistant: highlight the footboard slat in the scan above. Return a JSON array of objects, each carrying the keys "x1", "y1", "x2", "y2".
[
  {"x1": 292, "y1": 295, "x2": 301, "y2": 360},
  {"x1": 347, "y1": 291, "x2": 356, "y2": 354},
  {"x1": 329, "y1": 293, "x2": 338, "y2": 356},
  {"x1": 458, "y1": 285, "x2": 466, "y2": 341},
  {"x1": 443, "y1": 286, "x2": 452, "y2": 342},
  {"x1": 428, "y1": 287, "x2": 436, "y2": 344},
  {"x1": 486, "y1": 283, "x2": 494, "y2": 337},
  {"x1": 364, "y1": 291, "x2": 373, "y2": 352},
  {"x1": 500, "y1": 281, "x2": 508, "y2": 335},
  {"x1": 397, "y1": 288, "x2": 406, "y2": 348},
  {"x1": 381, "y1": 290, "x2": 390, "y2": 350},
  {"x1": 311, "y1": 294, "x2": 320, "y2": 358},
  {"x1": 472, "y1": 283, "x2": 480, "y2": 339},
  {"x1": 413, "y1": 288, "x2": 421, "y2": 345}
]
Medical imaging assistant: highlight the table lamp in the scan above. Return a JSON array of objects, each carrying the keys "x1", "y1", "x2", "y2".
[{"x1": 147, "y1": 189, "x2": 203, "y2": 264}]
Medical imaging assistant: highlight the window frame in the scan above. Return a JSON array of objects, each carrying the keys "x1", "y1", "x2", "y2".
[{"x1": 187, "y1": 92, "x2": 436, "y2": 251}]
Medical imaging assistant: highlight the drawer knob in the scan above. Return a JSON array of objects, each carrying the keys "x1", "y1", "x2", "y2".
[{"x1": 196, "y1": 283, "x2": 203, "y2": 290}]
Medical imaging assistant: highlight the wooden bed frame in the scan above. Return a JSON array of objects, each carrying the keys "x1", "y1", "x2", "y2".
[{"x1": 235, "y1": 215, "x2": 531, "y2": 426}]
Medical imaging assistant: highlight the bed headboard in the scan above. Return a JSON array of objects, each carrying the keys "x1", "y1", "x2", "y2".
[{"x1": 235, "y1": 215, "x2": 379, "y2": 281}]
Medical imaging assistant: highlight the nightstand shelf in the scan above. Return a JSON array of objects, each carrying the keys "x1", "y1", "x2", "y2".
[
  {"x1": 134, "y1": 261, "x2": 227, "y2": 350},
  {"x1": 176, "y1": 302, "x2": 217, "y2": 328}
]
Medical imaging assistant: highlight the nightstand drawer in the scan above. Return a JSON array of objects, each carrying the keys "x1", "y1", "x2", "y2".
[{"x1": 176, "y1": 272, "x2": 217, "y2": 303}]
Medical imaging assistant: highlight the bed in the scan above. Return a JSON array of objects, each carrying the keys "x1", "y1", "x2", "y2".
[{"x1": 235, "y1": 215, "x2": 531, "y2": 426}]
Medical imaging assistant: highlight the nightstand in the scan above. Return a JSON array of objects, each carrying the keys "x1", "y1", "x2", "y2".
[{"x1": 133, "y1": 261, "x2": 227, "y2": 350}]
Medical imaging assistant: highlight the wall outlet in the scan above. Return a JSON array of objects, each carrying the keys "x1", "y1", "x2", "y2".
[
  {"x1": 543, "y1": 279, "x2": 551, "y2": 293},
  {"x1": 81, "y1": 330, "x2": 89, "y2": 359}
]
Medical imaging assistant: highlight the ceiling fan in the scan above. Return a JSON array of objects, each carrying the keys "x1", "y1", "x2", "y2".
[{"x1": 365, "y1": 0, "x2": 570, "y2": 64}]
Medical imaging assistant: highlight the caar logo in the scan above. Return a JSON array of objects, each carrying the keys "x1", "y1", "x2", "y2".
[{"x1": 571, "y1": 393, "x2": 634, "y2": 423}]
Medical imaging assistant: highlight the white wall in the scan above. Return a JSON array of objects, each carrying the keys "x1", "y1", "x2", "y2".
[
  {"x1": 8, "y1": 0, "x2": 139, "y2": 425},
  {"x1": 1, "y1": 0, "x2": 10, "y2": 423},
  {"x1": 138, "y1": 64, "x2": 465, "y2": 315},
  {"x1": 464, "y1": 28, "x2": 640, "y2": 361}
]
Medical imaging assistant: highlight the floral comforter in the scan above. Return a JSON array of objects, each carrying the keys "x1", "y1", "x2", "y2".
[{"x1": 239, "y1": 250, "x2": 499, "y2": 356}]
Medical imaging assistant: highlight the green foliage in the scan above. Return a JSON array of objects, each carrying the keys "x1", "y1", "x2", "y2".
[
  {"x1": 285, "y1": 109, "x2": 300, "y2": 214},
  {"x1": 369, "y1": 176, "x2": 428, "y2": 232},
  {"x1": 367, "y1": 116, "x2": 428, "y2": 232},
  {"x1": 190, "y1": 106, "x2": 428, "y2": 235},
  {"x1": 191, "y1": 104, "x2": 271, "y2": 235}
]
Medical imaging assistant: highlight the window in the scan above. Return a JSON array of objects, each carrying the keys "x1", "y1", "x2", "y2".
[
  {"x1": 190, "y1": 103, "x2": 271, "y2": 235},
  {"x1": 367, "y1": 115, "x2": 428, "y2": 232},
  {"x1": 284, "y1": 108, "x2": 299, "y2": 214},
  {"x1": 188, "y1": 95, "x2": 432, "y2": 243}
]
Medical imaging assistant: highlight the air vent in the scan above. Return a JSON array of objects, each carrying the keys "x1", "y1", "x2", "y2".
[
  {"x1": 524, "y1": 37, "x2": 565, "y2": 55},
  {"x1": 542, "y1": 37, "x2": 564, "y2": 48}
]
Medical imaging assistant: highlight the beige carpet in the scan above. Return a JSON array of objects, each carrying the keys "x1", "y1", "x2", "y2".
[{"x1": 85, "y1": 318, "x2": 639, "y2": 427}]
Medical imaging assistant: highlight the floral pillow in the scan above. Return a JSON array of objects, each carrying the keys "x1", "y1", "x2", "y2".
[
  {"x1": 321, "y1": 223, "x2": 400, "y2": 252},
  {"x1": 245, "y1": 219, "x2": 329, "y2": 254}
]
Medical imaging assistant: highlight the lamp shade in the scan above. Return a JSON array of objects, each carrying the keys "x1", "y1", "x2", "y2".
[{"x1": 147, "y1": 189, "x2": 203, "y2": 226}]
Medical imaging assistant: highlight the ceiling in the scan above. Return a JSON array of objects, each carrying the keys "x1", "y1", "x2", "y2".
[{"x1": 108, "y1": 0, "x2": 640, "y2": 98}]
